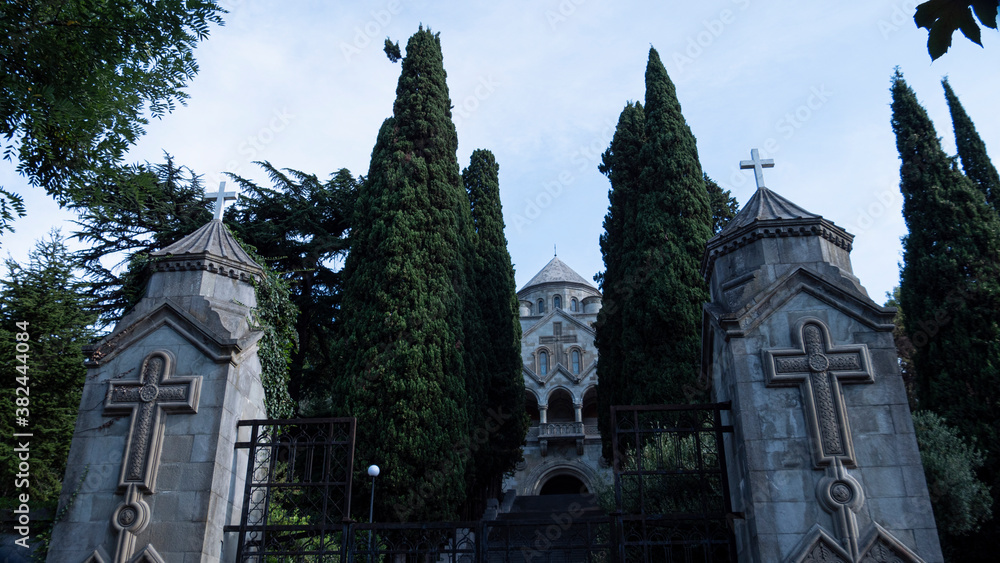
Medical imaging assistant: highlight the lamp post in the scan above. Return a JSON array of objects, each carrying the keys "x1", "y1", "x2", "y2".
[{"x1": 367, "y1": 464, "x2": 379, "y2": 561}]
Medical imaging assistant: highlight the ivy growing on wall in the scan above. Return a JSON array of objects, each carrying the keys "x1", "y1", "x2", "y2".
[{"x1": 231, "y1": 231, "x2": 298, "y2": 419}]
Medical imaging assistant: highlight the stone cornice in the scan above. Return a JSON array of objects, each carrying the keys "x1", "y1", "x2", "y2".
[
  {"x1": 152, "y1": 252, "x2": 262, "y2": 284},
  {"x1": 702, "y1": 217, "x2": 854, "y2": 280}
]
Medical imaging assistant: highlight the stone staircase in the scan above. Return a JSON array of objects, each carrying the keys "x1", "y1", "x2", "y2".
[
  {"x1": 484, "y1": 493, "x2": 609, "y2": 561},
  {"x1": 499, "y1": 493, "x2": 604, "y2": 519}
]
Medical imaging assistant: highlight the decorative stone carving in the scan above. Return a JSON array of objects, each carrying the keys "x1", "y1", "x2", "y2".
[
  {"x1": 103, "y1": 351, "x2": 202, "y2": 492},
  {"x1": 107, "y1": 484, "x2": 152, "y2": 563},
  {"x1": 767, "y1": 320, "x2": 926, "y2": 563},
  {"x1": 99, "y1": 351, "x2": 203, "y2": 562},
  {"x1": 762, "y1": 318, "x2": 874, "y2": 467}
]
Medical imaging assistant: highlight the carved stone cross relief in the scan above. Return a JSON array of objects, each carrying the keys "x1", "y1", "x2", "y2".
[
  {"x1": 762, "y1": 318, "x2": 874, "y2": 468},
  {"x1": 104, "y1": 351, "x2": 202, "y2": 492},
  {"x1": 97, "y1": 351, "x2": 202, "y2": 563}
]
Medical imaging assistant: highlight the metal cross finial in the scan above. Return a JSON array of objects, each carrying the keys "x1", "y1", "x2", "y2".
[
  {"x1": 740, "y1": 148, "x2": 775, "y2": 189},
  {"x1": 204, "y1": 181, "x2": 237, "y2": 220}
]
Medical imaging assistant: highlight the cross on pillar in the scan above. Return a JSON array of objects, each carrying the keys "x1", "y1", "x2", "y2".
[
  {"x1": 204, "y1": 181, "x2": 237, "y2": 220},
  {"x1": 762, "y1": 318, "x2": 874, "y2": 467},
  {"x1": 104, "y1": 351, "x2": 202, "y2": 492},
  {"x1": 740, "y1": 148, "x2": 775, "y2": 189}
]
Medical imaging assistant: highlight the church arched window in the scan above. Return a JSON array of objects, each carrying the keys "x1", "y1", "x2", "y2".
[
  {"x1": 539, "y1": 351, "x2": 549, "y2": 375},
  {"x1": 554, "y1": 295, "x2": 562, "y2": 309},
  {"x1": 572, "y1": 350, "x2": 581, "y2": 374},
  {"x1": 570, "y1": 298, "x2": 578, "y2": 312},
  {"x1": 537, "y1": 298, "x2": 546, "y2": 314}
]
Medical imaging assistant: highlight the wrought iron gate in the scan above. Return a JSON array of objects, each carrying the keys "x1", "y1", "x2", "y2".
[
  {"x1": 227, "y1": 418, "x2": 356, "y2": 560},
  {"x1": 228, "y1": 404, "x2": 735, "y2": 561},
  {"x1": 611, "y1": 403, "x2": 737, "y2": 562}
]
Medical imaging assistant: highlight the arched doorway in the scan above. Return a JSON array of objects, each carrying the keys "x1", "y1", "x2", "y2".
[{"x1": 539, "y1": 473, "x2": 589, "y2": 495}]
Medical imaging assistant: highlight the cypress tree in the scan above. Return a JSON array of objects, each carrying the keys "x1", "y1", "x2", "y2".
[
  {"x1": 943, "y1": 78, "x2": 1000, "y2": 212},
  {"x1": 595, "y1": 49, "x2": 713, "y2": 455},
  {"x1": 462, "y1": 149, "x2": 528, "y2": 514},
  {"x1": 336, "y1": 27, "x2": 470, "y2": 521},
  {"x1": 891, "y1": 70, "x2": 1000, "y2": 556},
  {"x1": 594, "y1": 101, "x2": 645, "y2": 457},
  {"x1": 629, "y1": 47, "x2": 712, "y2": 402}
]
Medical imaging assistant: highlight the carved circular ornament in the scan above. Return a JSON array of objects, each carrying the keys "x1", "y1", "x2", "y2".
[
  {"x1": 808, "y1": 353, "x2": 830, "y2": 373},
  {"x1": 139, "y1": 384, "x2": 159, "y2": 402},
  {"x1": 830, "y1": 482, "x2": 853, "y2": 504},
  {"x1": 117, "y1": 506, "x2": 137, "y2": 528}
]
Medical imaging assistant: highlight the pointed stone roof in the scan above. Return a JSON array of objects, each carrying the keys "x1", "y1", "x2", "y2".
[
  {"x1": 151, "y1": 219, "x2": 263, "y2": 282},
  {"x1": 717, "y1": 187, "x2": 820, "y2": 236},
  {"x1": 518, "y1": 256, "x2": 597, "y2": 294},
  {"x1": 703, "y1": 186, "x2": 853, "y2": 280}
]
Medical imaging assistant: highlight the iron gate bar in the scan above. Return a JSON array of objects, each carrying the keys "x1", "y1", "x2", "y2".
[
  {"x1": 610, "y1": 402, "x2": 736, "y2": 561},
  {"x1": 226, "y1": 417, "x2": 356, "y2": 561}
]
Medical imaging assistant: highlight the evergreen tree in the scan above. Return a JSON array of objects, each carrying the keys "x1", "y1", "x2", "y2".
[
  {"x1": 335, "y1": 27, "x2": 470, "y2": 521},
  {"x1": 72, "y1": 157, "x2": 211, "y2": 322},
  {"x1": 595, "y1": 49, "x2": 713, "y2": 456},
  {"x1": 891, "y1": 70, "x2": 1000, "y2": 557},
  {"x1": 943, "y1": 78, "x2": 1000, "y2": 212},
  {"x1": 704, "y1": 173, "x2": 739, "y2": 235},
  {"x1": 0, "y1": 232, "x2": 97, "y2": 508},
  {"x1": 225, "y1": 163, "x2": 356, "y2": 410},
  {"x1": 0, "y1": 0, "x2": 224, "y2": 235},
  {"x1": 594, "y1": 101, "x2": 645, "y2": 457},
  {"x1": 461, "y1": 149, "x2": 528, "y2": 515}
]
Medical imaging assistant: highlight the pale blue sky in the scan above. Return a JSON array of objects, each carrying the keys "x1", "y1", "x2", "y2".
[{"x1": 4, "y1": 1, "x2": 999, "y2": 303}]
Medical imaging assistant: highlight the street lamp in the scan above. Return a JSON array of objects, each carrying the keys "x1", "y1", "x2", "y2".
[{"x1": 367, "y1": 464, "x2": 379, "y2": 561}]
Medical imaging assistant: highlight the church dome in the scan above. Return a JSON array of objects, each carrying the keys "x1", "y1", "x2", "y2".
[
  {"x1": 518, "y1": 257, "x2": 599, "y2": 296},
  {"x1": 517, "y1": 257, "x2": 601, "y2": 317}
]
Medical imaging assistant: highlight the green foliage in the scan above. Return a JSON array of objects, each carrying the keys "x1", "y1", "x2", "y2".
[
  {"x1": 0, "y1": 0, "x2": 224, "y2": 234},
  {"x1": 594, "y1": 101, "x2": 645, "y2": 459},
  {"x1": 914, "y1": 1, "x2": 998, "y2": 60},
  {"x1": 384, "y1": 38, "x2": 401, "y2": 62},
  {"x1": 884, "y1": 286, "x2": 918, "y2": 409},
  {"x1": 943, "y1": 78, "x2": 1000, "y2": 212},
  {"x1": 226, "y1": 163, "x2": 356, "y2": 411},
  {"x1": 601, "y1": 432, "x2": 724, "y2": 516},
  {"x1": 595, "y1": 48, "x2": 713, "y2": 458},
  {"x1": 0, "y1": 232, "x2": 97, "y2": 508},
  {"x1": 461, "y1": 149, "x2": 528, "y2": 516},
  {"x1": 71, "y1": 156, "x2": 212, "y2": 323},
  {"x1": 704, "y1": 173, "x2": 739, "y2": 235},
  {"x1": 0, "y1": 187, "x2": 25, "y2": 239},
  {"x1": 235, "y1": 235, "x2": 298, "y2": 419},
  {"x1": 335, "y1": 27, "x2": 471, "y2": 521},
  {"x1": 891, "y1": 70, "x2": 1000, "y2": 557},
  {"x1": 913, "y1": 411, "x2": 992, "y2": 537}
]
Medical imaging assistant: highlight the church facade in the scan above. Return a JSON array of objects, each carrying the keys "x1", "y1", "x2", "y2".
[{"x1": 503, "y1": 256, "x2": 611, "y2": 496}]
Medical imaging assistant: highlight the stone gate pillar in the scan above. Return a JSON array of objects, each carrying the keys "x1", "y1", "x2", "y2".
[
  {"x1": 701, "y1": 152, "x2": 942, "y2": 562},
  {"x1": 47, "y1": 216, "x2": 267, "y2": 563}
]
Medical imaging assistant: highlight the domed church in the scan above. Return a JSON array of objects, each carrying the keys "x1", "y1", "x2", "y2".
[{"x1": 503, "y1": 255, "x2": 611, "y2": 497}]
